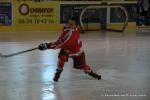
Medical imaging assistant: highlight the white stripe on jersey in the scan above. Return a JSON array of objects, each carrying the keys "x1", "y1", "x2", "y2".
[{"x1": 55, "y1": 30, "x2": 73, "y2": 49}]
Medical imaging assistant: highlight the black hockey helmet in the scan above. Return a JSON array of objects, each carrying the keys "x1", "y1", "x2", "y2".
[{"x1": 68, "y1": 16, "x2": 79, "y2": 25}]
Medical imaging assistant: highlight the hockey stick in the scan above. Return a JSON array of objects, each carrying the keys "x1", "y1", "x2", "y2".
[{"x1": 0, "y1": 47, "x2": 38, "y2": 58}]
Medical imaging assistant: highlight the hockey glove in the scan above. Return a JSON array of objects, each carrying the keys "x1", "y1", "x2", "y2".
[{"x1": 38, "y1": 43, "x2": 49, "y2": 50}]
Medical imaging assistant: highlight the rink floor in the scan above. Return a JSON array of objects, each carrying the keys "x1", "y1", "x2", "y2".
[{"x1": 0, "y1": 29, "x2": 150, "y2": 100}]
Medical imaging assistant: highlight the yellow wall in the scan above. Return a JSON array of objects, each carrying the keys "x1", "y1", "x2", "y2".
[
  {"x1": 0, "y1": 1, "x2": 137, "y2": 32},
  {"x1": 0, "y1": 1, "x2": 63, "y2": 32}
]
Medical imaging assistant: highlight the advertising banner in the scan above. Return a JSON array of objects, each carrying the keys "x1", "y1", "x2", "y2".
[
  {"x1": 13, "y1": 1, "x2": 59, "y2": 25},
  {"x1": 0, "y1": 2, "x2": 12, "y2": 25}
]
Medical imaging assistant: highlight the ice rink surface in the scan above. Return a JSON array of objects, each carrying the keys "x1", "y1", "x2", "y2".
[{"x1": 0, "y1": 29, "x2": 150, "y2": 100}]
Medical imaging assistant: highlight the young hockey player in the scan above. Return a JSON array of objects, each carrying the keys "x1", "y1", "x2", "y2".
[{"x1": 38, "y1": 17, "x2": 101, "y2": 82}]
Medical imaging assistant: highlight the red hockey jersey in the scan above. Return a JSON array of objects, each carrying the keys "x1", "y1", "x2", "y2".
[{"x1": 49, "y1": 26, "x2": 82, "y2": 54}]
